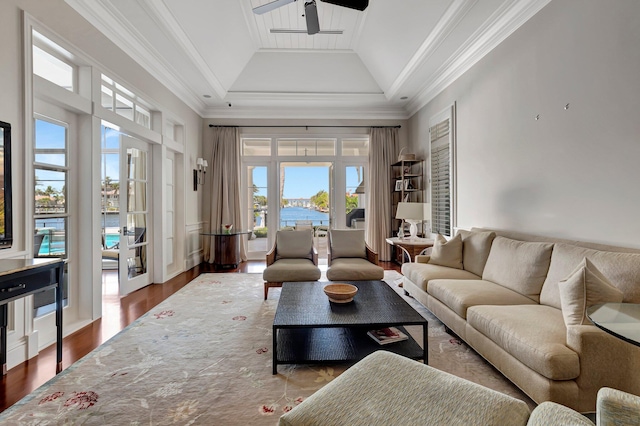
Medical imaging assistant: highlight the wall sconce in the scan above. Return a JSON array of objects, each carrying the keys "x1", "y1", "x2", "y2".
[{"x1": 193, "y1": 157, "x2": 208, "y2": 191}]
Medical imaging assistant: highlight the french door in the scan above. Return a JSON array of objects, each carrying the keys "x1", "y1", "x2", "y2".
[{"x1": 118, "y1": 134, "x2": 152, "y2": 295}]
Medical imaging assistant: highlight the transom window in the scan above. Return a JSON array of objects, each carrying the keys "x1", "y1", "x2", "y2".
[
  {"x1": 32, "y1": 30, "x2": 75, "y2": 91},
  {"x1": 277, "y1": 139, "x2": 335, "y2": 156},
  {"x1": 101, "y1": 74, "x2": 152, "y2": 129}
]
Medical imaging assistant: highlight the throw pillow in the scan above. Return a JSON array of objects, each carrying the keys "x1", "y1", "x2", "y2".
[
  {"x1": 558, "y1": 257, "x2": 624, "y2": 326},
  {"x1": 330, "y1": 229, "x2": 366, "y2": 259},
  {"x1": 458, "y1": 230, "x2": 496, "y2": 276},
  {"x1": 276, "y1": 230, "x2": 313, "y2": 260},
  {"x1": 428, "y1": 234, "x2": 463, "y2": 270}
]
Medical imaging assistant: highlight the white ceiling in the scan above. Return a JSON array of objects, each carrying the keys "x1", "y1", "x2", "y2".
[{"x1": 65, "y1": 0, "x2": 551, "y2": 119}]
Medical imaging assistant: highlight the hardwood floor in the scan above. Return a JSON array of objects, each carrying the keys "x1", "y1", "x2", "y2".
[{"x1": 0, "y1": 260, "x2": 401, "y2": 412}]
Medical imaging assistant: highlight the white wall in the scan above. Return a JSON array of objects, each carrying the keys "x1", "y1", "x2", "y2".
[{"x1": 408, "y1": 0, "x2": 640, "y2": 248}]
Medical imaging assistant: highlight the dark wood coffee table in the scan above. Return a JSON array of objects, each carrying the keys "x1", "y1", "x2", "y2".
[{"x1": 272, "y1": 280, "x2": 428, "y2": 374}]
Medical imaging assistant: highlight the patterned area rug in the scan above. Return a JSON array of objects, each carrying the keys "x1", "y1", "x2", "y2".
[{"x1": 0, "y1": 272, "x2": 533, "y2": 424}]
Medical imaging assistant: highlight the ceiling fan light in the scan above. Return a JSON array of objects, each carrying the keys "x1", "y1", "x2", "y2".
[{"x1": 305, "y1": 1, "x2": 320, "y2": 35}]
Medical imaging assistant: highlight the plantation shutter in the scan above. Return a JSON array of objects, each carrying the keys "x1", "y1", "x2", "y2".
[{"x1": 430, "y1": 119, "x2": 451, "y2": 236}]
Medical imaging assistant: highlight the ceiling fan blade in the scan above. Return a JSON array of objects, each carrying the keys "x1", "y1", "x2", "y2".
[
  {"x1": 253, "y1": 0, "x2": 296, "y2": 15},
  {"x1": 320, "y1": 0, "x2": 368, "y2": 11},
  {"x1": 304, "y1": 1, "x2": 320, "y2": 35}
]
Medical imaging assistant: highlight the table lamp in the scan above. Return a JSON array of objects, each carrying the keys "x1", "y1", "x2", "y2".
[{"x1": 396, "y1": 202, "x2": 431, "y2": 239}]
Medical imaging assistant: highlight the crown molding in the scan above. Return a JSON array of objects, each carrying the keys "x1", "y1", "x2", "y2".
[
  {"x1": 140, "y1": 0, "x2": 227, "y2": 99},
  {"x1": 406, "y1": 0, "x2": 552, "y2": 117},
  {"x1": 386, "y1": 0, "x2": 477, "y2": 100},
  {"x1": 205, "y1": 91, "x2": 408, "y2": 119},
  {"x1": 65, "y1": 0, "x2": 207, "y2": 115}
]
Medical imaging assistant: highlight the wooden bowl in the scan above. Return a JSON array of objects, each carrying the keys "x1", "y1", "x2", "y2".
[{"x1": 323, "y1": 284, "x2": 358, "y2": 303}]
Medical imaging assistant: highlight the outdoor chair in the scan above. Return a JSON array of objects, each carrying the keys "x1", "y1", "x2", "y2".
[
  {"x1": 326, "y1": 229, "x2": 384, "y2": 281},
  {"x1": 263, "y1": 229, "x2": 321, "y2": 299}
]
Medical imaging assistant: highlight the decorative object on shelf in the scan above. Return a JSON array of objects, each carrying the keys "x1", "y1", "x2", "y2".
[
  {"x1": 222, "y1": 224, "x2": 233, "y2": 234},
  {"x1": 193, "y1": 157, "x2": 208, "y2": 191},
  {"x1": 397, "y1": 225, "x2": 405, "y2": 239},
  {"x1": 395, "y1": 180, "x2": 403, "y2": 191},
  {"x1": 398, "y1": 147, "x2": 416, "y2": 162},
  {"x1": 323, "y1": 283, "x2": 358, "y2": 303},
  {"x1": 396, "y1": 202, "x2": 431, "y2": 239}
]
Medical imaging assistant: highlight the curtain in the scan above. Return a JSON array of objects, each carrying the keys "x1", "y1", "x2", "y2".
[
  {"x1": 203, "y1": 127, "x2": 246, "y2": 262},
  {"x1": 366, "y1": 127, "x2": 399, "y2": 261}
]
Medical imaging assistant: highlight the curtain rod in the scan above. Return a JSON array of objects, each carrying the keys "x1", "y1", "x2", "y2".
[{"x1": 208, "y1": 124, "x2": 401, "y2": 129}]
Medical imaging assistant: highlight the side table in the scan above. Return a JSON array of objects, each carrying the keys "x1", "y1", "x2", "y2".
[
  {"x1": 201, "y1": 230, "x2": 251, "y2": 269},
  {"x1": 385, "y1": 237, "x2": 434, "y2": 265},
  {"x1": 587, "y1": 303, "x2": 640, "y2": 347}
]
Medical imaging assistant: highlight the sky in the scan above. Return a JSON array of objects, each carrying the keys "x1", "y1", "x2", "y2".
[{"x1": 253, "y1": 165, "x2": 362, "y2": 199}]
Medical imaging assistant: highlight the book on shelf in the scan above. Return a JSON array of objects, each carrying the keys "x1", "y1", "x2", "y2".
[{"x1": 367, "y1": 327, "x2": 408, "y2": 345}]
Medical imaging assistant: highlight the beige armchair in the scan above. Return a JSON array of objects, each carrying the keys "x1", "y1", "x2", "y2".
[
  {"x1": 326, "y1": 229, "x2": 384, "y2": 281},
  {"x1": 263, "y1": 229, "x2": 321, "y2": 299}
]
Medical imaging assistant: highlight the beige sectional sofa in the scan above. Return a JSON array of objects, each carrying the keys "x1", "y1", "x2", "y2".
[{"x1": 401, "y1": 227, "x2": 640, "y2": 413}]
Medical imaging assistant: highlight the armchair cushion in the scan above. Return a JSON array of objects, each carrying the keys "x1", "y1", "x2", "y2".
[
  {"x1": 326, "y1": 258, "x2": 384, "y2": 281},
  {"x1": 275, "y1": 230, "x2": 314, "y2": 260},
  {"x1": 329, "y1": 229, "x2": 366, "y2": 259},
  {"x1": 263, "y1": 259, "x2": 321, "y2": 283},
  {"x1": 527, "y1": 402, "x2": 594, "y2": 426}
]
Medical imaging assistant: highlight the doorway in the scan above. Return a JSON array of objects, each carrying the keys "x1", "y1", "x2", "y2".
[{"x1": 100, "y1": 124, "x2": 152, "y2": 296}]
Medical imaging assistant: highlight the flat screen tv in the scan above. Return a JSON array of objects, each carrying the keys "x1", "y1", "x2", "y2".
[{"x1": 0, "y1": 121, "x2": 13, "y2": 249}]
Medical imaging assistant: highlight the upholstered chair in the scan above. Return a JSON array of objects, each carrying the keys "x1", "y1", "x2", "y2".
[
  {"x1": 263, "y1": 229, "x2": 321, "y2": 299},
  {"x1": 326, "y1": 229, "x2": 384, "y2": 281}
]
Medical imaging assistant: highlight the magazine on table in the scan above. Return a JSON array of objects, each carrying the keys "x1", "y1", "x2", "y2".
[{"x1": 367, "y1": 327, "x2": 408, "y2": 345}]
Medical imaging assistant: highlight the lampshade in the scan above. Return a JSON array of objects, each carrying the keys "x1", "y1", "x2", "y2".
[{"x1": 396, "y1": 202, "x2": 430, "y2": 220}]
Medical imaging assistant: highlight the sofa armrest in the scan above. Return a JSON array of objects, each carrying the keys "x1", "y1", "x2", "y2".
[
  {"x1": 415, "y1": 255, "x2": 431, "y2": 263},
  {"x1": 566, "y1": 325, "x2": 640, "y2": 410},
  {"x1": 365, "y1": 244, "x2": 379, "y2": 265},
  {"x1": 312, "y1": 246, "x2": 318, "y2": 265},
  {"x1": 597, "y1": 387, "x2": 640, "y2": 425}
]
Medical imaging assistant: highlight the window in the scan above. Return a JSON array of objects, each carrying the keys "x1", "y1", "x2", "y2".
[
  {"x1": 101, "y1": 74, "x2": 152, "y2": 129},
  {"x1": 277, "y1": 139, "x2": 335, "y2": 156},
  {"x1": 342, "y1": 139, "x2": 369, "y2": 156},
  {"x1": 430, "y1": 109, "x2": 455, "y2": 237},
  {"x1": 34, "y1": 118, "x2": 70, "y2": 316},
  {"x1": 32, "y1": 30, "x2": 76, "y2": 92},
  {"x1": 242, "y1": 139, "x2": 271, "y2": 156}
]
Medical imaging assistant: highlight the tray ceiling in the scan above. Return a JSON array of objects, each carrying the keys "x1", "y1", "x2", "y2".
[{"x1": 65, "y1": 0, "x2": 551, "y2": 119}]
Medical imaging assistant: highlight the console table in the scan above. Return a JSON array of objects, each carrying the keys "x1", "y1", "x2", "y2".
[{"x1": 0, "y1": 258, "x2": 65, "y2": 375}]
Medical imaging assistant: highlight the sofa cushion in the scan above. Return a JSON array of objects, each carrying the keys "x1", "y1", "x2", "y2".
[
  {"x1": 263, "y1": 259, "x2": 321, "y2": 282},
  {"x1": 276, "y1": 230, "x2": 313, "y2": 260},
  {"x1": 482, "y1": 237, "x2": 554, "y2": 301},
  {"x1": 559, "y1": 258, "x2": 624, "y2": 326},
  {"x1": 429, "y1": 279, "x2": 537, "y2": 319},
  {"x1": 467, "y1": 305, "x2": 579, "y2": 380},
  {"x1": 401, "y1": 262, "x2": 479, "y2": 292},
  {"x1": 458, "y1": 230, "x2": 496, "y2": 276},
  {"x1": 428, "y1": 234, "x2": 463, "y2": 269},
  {"x1": 330, "y1": 229, "x2": 366, "y2": 259},
  {"x1": 540, "y1": 243, "x2": 640, "y2": 309},
  {"x1": 327, "y1": 258, "x2": 384, "y2": 281}
]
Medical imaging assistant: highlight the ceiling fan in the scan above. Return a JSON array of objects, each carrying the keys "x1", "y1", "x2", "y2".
[{"x1": 253, "y1": 0, "x2": 369, "y2": 35}]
